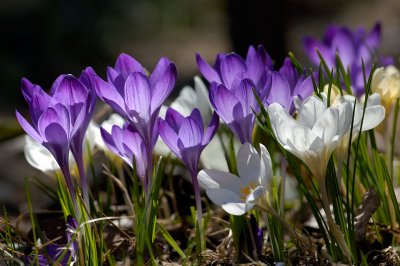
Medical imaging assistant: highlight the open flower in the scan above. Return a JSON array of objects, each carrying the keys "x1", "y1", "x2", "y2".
[
  {"x1": 159, "y1": 108, "x2": 219, "y2": 174},
  {"x1": 100, "y1": 123, "x2": 148, "y2": 180},
  {"x1": 304, "y1": 23, "x2": 392, "y2": 96},
  {"x1": 210, "y1": 79, "x2": 258, "y2": 143},
  {"x1": 268, "y1": 96, "x2": 352, "y2": 180},
  {"x1": 267, "y1": 58, "x2": 315, "y2": 114},
  {"x1": 198, "y1": 143, "x2": 272, "y2": 216},
  {"x1": 196, "y1": 45, "x2": 272, "y2": 102}
]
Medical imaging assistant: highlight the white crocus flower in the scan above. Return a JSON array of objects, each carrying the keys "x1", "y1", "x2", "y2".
[
  {"x1": 268, "y1": 95, "x2": 353, "y2": 258},
  {"x1": 268, "y1": 95, "x2": 352, "y2": 180},
  {"x1": 372, "y1": 65, "x2": 400, "y2": 113},
  {"x1": 198, "y1": 143, "x2": 272, "y2": 216},
  {"x1": 155, "y1": 76, "x2": 230, "y2": 171}
]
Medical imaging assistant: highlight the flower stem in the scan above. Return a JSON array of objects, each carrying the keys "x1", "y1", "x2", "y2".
[
  {"x1": 72, "y1": 145, "x2": 90, "y2": 211},
  {"x1": 60, "y1": 163, "x2": 80, "y2": 220},
  {"x1": 190, "y1": 169, "x2": 205, "y2": 251},
  {"x1": 320, "y1": 178, "x2": 352, "y2": 260}
]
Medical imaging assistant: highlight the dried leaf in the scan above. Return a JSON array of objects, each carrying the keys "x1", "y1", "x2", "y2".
[{"x1": 354, "y1": 188, "x2": 380, "y2": 243}]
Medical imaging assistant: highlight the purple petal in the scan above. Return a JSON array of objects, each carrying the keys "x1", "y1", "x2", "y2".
[
  {"x1": 257, "y1": 44, "x2": 274, "y2": 70},
  {"x1": 330, "y1": 28, "x2": 355, "y2": 68},
  {"x1": 279, "y1": 58, "x2": 298, "y2": 89},
  {"x1": 303, "y1": 37, "x2": 335, "y2": 70},
  {"x1": 100, "y1": 127, "x2": 122, "y2": 157},
  {"x1": 178, "y1": 117, "x2": 203, "y2": 148},
  {"x1": 49, "y1": 74, "x2": 66, "y2": 95},
  {"x1": 150, "y1": 60, "x2": 177, "y2": 113},
  {"x1": 114, "y1": 53, "x2": 146, "y2": 78},
  {"x1": 179, "y1": 145, "x2": 203, "y2": 173},
  {"x1": 229, "y1": 114, "x2": 254, "y2": 144},
  {"x1": 38, "y1": 105, "x2": 70, "y2": 141},
  {"x1": 15, "y1": 110, "x2": 43, "y2": 143},
  {"x1": 165, "y1": 107, "x2": 185, "y2": 132},
  {"x1": 21, "y1": 78, "x2": 47, "y2": 103},
  {"x1": 267, "y1": 72, "x2": 291, "y2": 110},
  {"x1": 124, "y1": 72, "x2": 151, "y2": 121},
  {"x1": 234, "y1": 79, "x2": 258, "y2": 116},
  {"x1": 246, "y1": 45, "x2": 264, "y2": 85},
  {"x1": 92, "y1": 73, "x2": 128, "y2": 119},
  {"x1": 209, "y1": 82, "x2": 237, "y2": 123},
  {"x1": 196, "y1": 53, "x2": 221, "y2": 83},
  {"x1": 29, "y1": 92, "x2": 52, "y2": 125},
  {"x1": 189, "y1": 108, "x2": 204, "y2": 130},
  {"x1": 202, "y1": 112, "x2": 219, "y2": 145},
  {"x1": 42, "y1": 122, "x2": 70, "y2": 166},
  {"x1": 323, "y1": 25, "x2": 339, "y2": 45},
  {"x1": 220, "y1": 54, "x2": 247, "y2": 88},
  {"x1": 159, "y1": 119, "x2": 180, "y2": 156}
]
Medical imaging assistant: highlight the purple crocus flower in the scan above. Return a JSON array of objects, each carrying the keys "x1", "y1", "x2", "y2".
[
  {"x1": 209, "y1": 79, "x2": 258, "y2": 144},
  {"x1": 92, "y1": 54, "x2": 176, "y2": 191},
  {"x1": 92, "y1": 54, "x2": 176, "y2": 148},
  {"x1": 16, "y1": 72, "x2": 96, "y2": 212},
  {"x1": 100, "y1": 123, "x2": 148, "y2": 182},
  {"x1": 159, "y1": 107, "x2": 219, "y2": 243},
  {"x1": 159, "y1": 108, "x2": 219, "y2": 174},
  {"x1": 267, "y1": 58, "x2": 315, "y2": 114},
  {"x1": 196, "y1": 45, "x2": 273, "y2": 102},
  {"x1": 304, "y1": 22, "x2": 392, "y2": 96}
]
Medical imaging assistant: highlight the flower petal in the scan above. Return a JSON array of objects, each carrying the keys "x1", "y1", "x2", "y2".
[
  {"x1": 196, "y1": 53, "x2": 221, "y2": 83},
  {"x1": 124, "y1": 73, "x2": 151, "y2": 121},
  {"x1": 114, "y1": 53, "x2": 146, "y2": 78},
  {"x1": 206, "y1": 188, "x2": 247, "y2": 215},
  {"x1": 198, "y1": 169, "x2": 242, "y2": 194}
]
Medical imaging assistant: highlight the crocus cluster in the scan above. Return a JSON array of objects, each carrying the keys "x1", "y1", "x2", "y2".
[
  {"x1": 17, "y1": 21, "x2": 390, "y2": 261},
  {"x1": 17, "y1": 70, "x2": 96, "y2": 211},
  {"x1": 304, "y1": 22, "x2": 392, "y2": 96}
]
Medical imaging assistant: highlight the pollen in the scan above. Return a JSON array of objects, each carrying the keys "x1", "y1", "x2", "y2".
[{"x1": 240, "y1": 182, "x2": 256, "y2": 200}]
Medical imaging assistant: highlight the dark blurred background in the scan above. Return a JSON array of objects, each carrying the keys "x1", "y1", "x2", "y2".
[{"x1": 0, "y1": 0, "x2": 400, "y2": 212}]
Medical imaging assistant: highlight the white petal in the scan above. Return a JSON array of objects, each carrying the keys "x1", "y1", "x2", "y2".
[
  {"x1": 259, "y1": 144, "x2": 273, "y2": 187},
  {"x1": 360, "y1": 105, "x2": 385, "y2": 131},
  {"x1": 297, "y1": 96, "x2": 327, "y2": 129},
  {"x1": 268, "y1": 103, "x2": 297, "y2": 148},
  {"x1": 246, "y1": 186, "x2": 265, "y2": 204},
  {"x1": 200, "y1": 136, "x2": 229, "y2": 171},
  {"x1": 194, "y1": 76, "x2": 212, "y2": 123},
  {"x1": 171, "y1": 86, "x2": 196, "y2": 117},
  {"x1": 312, "y1": 108, "x2": 339, "y2": 142},
  {"x1": 206, "y1": 188, "x2": 247, "y2": 215},
  {"x1": 237, "y1": 143, "x2": 262, "y2": 185},
  {"x1": 198, "y1": 169, "x2": 242, "y2": 194}
]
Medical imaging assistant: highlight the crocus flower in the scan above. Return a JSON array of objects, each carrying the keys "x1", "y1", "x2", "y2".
[
  {"x1": 304, "y1": 22, "x2": 392, "y2": 96},
  {"x1": 92, "y1": 54, "x2": 176, "y2": 191},
  {"x1": 267, "y1": 58, "x2": 315, "y2": 114},
  {"x1": 371, "y1": 65, "x2": 400, "y2": 113},
  {"x1": 92, "y1": 54, "x2": 177, "y2": 148},
  {"x1": 16, "y1": 74, "x2": 95, "y2": 212},
  {"x1": 100, "y1": 123, "x2": 148, "y2": 180},
  {"x1": 268, "y1": 95, "x2": 353, "y2": 258},
  {"x1": 196, "y1": 45, "x2": 273, "y2": 102},
  {"x1": 209, "y1": 79, "x2": 258, "y2": 144},
  {"x1": 198, "y1": 143, "x2": 272, "y2": 216},
  {"x1": 19, "y1": 70, "x2": 96, "y2": 209},
  {"x1": 155, "y1": 76, "x2": 229, "y2": 171},
  {"x1": 159, "y1": 108, "x2": 219, "y2": 175},
  {"x1": 159, "y1": 107, "x2": 219, "y2": 247}
]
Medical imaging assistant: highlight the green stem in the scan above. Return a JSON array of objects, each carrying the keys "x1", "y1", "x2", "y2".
[{"x1": 320, "y1": 178, "x2": 352, "y2": 261}]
